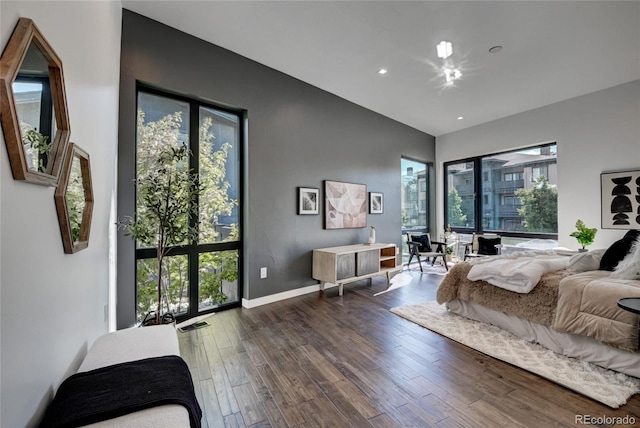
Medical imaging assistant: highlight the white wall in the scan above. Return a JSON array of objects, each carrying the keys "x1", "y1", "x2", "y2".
[
  {"x1": 436, "y1": 80, "x2": 640, "y2": 250},
  {"x1": 0, "y1": 2, "x2": 121, "y2": 426}
]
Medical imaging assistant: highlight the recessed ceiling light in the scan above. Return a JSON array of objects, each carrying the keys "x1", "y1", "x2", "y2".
[
  {"x1": 436, "y1": 41, "x2": 453, "y2": 59},
  {"x1": 457, "y1": 116, "x2": 464, "y2": 120},
  {"x1": 444, "y1": 68, "x2": 462, "y2": 83},
  {"x1": 377, "y1": 68, "x2": 388, "y2": 75},
  {"x1": 489, "y1": 45, "x2": 503, "y2": 54}
]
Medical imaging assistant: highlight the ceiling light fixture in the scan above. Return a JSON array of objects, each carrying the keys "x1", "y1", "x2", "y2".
[
  {"x1": 377, "y1": 68, "x2": 388, "y2": 75},
  {"x1": 444, "y1": 68, "x2": 462, "y2": 84},
  {"x1": 436, "y1": 41, "x2": 453, "y2": 59},
  {"x1": 489, "y1": 45, "x2": 503, "y2": 54},
  {"x1": 457, "y1": 116, "x2": 464, "y2": 120}
]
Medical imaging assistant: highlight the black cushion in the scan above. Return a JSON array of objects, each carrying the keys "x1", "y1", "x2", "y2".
[
  {"x1": 411, "y1": 235, "x2": 432, "y2": 252},
  {"x1": 477, "y1": 237, "x2": 501, "y2": 255},
  {"x1": 599, "y1": 230, "x2": 640, "y2": 271}
]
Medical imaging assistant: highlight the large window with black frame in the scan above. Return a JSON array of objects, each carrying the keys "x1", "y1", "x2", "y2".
[
  {"x1": 134, "y1": 87, "x2": 242, "y2": 323},
  {"x1": 401, "y1": 158, "x2": 430, "y2": 261},
  {"x1": 444, "y1": 143, "x2": 557, "y2": 245}
]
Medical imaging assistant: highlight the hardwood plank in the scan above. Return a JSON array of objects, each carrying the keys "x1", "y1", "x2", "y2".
[
  {"x1": 232, "y1": 382, "x2": 268, "y2": 426},
  {"x1": 180, "y1": 268, "x2": 640, "y2": 428}
]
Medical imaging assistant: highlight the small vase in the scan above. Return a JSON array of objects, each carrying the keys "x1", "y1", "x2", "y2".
[{"x1": 369, "y1": 227, "x2": 376, "y2": 244}]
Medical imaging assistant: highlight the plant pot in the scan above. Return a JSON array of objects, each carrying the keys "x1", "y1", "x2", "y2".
[
  {"x1": 578, "y1": 248, "x2": 588, "y2": 253},
  {"x1": 140, "y1": 311, "x2": 176, "y2": 327}
]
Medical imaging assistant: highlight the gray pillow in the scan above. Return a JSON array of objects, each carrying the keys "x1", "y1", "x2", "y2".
[{"x1": 567, "y1": 249, "x2": 605, "y2": 272}]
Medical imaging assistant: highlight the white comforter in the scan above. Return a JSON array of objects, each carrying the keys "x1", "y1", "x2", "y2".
[{"x1": 467, "y1": 250, "x2": 569, "y2": 293}]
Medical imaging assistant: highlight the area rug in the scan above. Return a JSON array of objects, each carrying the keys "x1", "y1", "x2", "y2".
[
  {"x1": 390, "y1": 301, "x2": 640, "y2": 408},
  {"x1": 374, "y1": 272, "x2": 413, "y2": 296},
  {"x1": 406, "y1": 261, "x2": 451, "y2": 276}
]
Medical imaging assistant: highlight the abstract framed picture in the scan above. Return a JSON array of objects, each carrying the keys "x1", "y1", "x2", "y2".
[
  {"x1": 601, "y1": 169, "x2": 640, "y2": 229},
  {"x1": 297, "y1": 187, "x2": 319, "y2": 215},
  {"x1": 324, "y1": 180, "x2": 367, "y2": 229},
  {"x1": 369, "y1": 192, "x2": 383, "y2": 214}
]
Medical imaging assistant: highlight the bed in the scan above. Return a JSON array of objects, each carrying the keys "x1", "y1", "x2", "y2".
[
  {"x1": 436, "y1": 232, "x2": 640, "y2": 378},
  {"x1": 40, "y1": 325, "x2": 201, "y2": 428}
]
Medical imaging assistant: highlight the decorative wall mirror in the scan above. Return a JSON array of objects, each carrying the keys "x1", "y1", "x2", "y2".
[
  {"x1": 55, "y1": 143, "x2": 93, "y2": 254},
  {"x1": 0, "y1": 18, "x2": 70, "y2": 186}
]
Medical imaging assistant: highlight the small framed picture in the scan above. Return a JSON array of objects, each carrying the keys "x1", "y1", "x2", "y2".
[
  {"x1": 298, "y1": 187, "x2": 319, "y2": 215},
  {"x1": 369, "y1": 192, "x2": 383, "y2": 214}
]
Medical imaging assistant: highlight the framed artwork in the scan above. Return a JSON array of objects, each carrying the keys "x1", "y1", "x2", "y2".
[
  {"x1": 297, "y1": 187, "x2": 319, "y2": 215},
  {"x1": 369, "y1": 192, "x2": 383, "y2": 214},
  {"x1": 324, "y1": 180, "x2": 367, "y2": 229},
  {"x1": 601, "y1": 169, "x2": 640, "y2": 229}
]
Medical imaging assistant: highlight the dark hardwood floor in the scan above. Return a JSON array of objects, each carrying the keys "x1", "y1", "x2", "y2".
[{"x1": 178, "y1": 267, "x2": 640, "y2": 427}]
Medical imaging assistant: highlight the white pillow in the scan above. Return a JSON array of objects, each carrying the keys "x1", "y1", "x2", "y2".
[
  {"x1": 611, "y1": 237, "x2": 640, "y2": 280},
  {"x1": 567, "y1": 249, "x2": 606, "y2": 272}
]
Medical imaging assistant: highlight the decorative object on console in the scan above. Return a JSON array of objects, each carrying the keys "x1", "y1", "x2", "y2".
[
  {"x1": 569, "y1": 219, "x2": 597, "y2": 252},
  {"x1": 601, "y1": 170, "x2": 640, "y2": 229},
  {"x1": 54, "y1": 143, "x2": 93, "y2": 254},
  {"x1": 368, "y1": 226, "x2": 376, "y2": 244},
  {"x1": 324, "y1": 180, "x2": 367, "y2": 229},
  {"x1": 369, "y1": 192, "x2": 383, "y2": 214},
  {"x1": 297, "y1": 187, "x2": 319, "y2": 215},
  {"x1": 0, "y1": 18, "x2": 71, "y2": 186}
]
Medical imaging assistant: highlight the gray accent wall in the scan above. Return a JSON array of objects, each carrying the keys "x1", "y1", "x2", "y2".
[{"x1": 118, "y1": 11, "x2": 434, "y2": 327}]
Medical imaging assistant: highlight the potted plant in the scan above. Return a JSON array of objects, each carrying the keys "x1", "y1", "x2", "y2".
[
  {"x1": 445, "y1": 245, "x2": 454, "y2": 261},
  {"x1": 118, "y1": 145, "x2": 203, "y2": 325},
  {"x1": 570, "y1": 219, "x2": 597, "y2": 252}
]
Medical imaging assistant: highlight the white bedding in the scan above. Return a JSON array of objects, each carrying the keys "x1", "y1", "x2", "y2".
[
  {"x1": 447, "y1": 299, "x2": 640, "y2": 378},
  {"x1": 78, "y1": 325, "x2": 191, "y2": 428},
  {"x1": 467, "y1": 250, "x2": 569, "y2": 293}
]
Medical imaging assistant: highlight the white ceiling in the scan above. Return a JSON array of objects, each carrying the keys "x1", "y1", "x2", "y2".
[{"x1": 121, "y1": 1, "x2": 640, "y2": 136}]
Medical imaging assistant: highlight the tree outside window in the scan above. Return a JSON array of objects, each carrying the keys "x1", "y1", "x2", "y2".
[{"x1": 134, "y1": 90, "x2": 241, "y2": 322}]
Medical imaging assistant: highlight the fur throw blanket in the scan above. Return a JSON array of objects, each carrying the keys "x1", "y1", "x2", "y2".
[{"x1": 437, "y1": 262, "x2": 575, "y2": 326}]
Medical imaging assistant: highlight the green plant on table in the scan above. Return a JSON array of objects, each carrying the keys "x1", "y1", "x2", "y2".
[{"x1": 569, "y1": 219, "x2": 597, "y2": 250}]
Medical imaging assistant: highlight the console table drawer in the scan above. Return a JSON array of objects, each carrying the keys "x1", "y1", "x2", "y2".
[
  {"x1": 357, "y1": 249, "x2": 379, "y2": 276},
  {"x1": 336, "y1": 253, "x2": 356, "y2": 280}
]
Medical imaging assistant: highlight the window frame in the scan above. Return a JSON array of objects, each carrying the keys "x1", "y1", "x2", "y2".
[
  {"x1": 444, "y1": 142, "x2": 557, "y2": 240},
  {"x1": 401, "y1": 157, "x2": 431, "y2": 234},
  {"x1": 134, "y1": 84, "x2": 244, "y2": 322}
]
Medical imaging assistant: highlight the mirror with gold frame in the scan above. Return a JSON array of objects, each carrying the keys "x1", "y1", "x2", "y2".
[
  {"x1": 0, "y1": 18, "x2": 70, "y2": 186},
  {"x1": 55, "y1": 143, "x2": 93, "y2": 254}
]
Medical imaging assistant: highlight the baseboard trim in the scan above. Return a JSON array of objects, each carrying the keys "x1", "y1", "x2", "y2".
[{"x1": 242, "y1": 282, "x2": 338, "y2": 309}]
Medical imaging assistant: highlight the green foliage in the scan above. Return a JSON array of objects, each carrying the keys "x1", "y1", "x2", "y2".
[
  {"x1": 515, "y1": 176, "x2": 558, "y2": 233},
  {"x1": 569, "y1": 219, "x2": 597, "y2": 249},
  {"x1": 121, "y1": 109, "x2": 239, "y2": 322},
  {"x1": 66, "y1": 156, "x2": 85, "y2": 242},
  {"x1": 447, "y1": 188, "x2": 468, "y2": 227},
  {"x1": 22, "y1": 128, "x2": 51, "y2": 172},
  {"x1": 119, "y1": 143, "x2": 202, "y2": 320}
]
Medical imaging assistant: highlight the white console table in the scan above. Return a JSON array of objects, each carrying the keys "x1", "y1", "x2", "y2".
[{"x1": 312, "y1": 243, "x2": 400, "y2": 296}]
